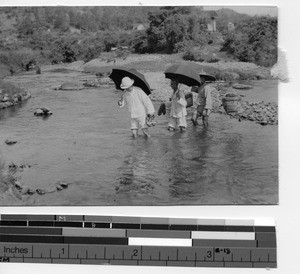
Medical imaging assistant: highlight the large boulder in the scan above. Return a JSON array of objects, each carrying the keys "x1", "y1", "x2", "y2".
[
  {"x1": 34, "y1": 107, "x2": 53, "y2": 116},
  {"x1": 58, "y1": 83, "x2": 85, "y2": 90},
  {"x1": 232, "y1": 83, "x2": 253, "y2": 90},
  {"x1": 1, "y1": 96, "x2": 9, "y2": 102}
]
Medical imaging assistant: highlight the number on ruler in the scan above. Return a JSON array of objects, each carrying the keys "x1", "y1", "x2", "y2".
[
  {"x1": 206, "y1": 251, "x2": 212, "y2": 258},
  {"x1": 132, "y1": 249, "x2": 138, "y2": 257},
  {"x1": 0, "y1": 257, "x2": 10, "y2": 262},
  {"x1": 215, "y1": 248, "x2": 231, "y2": 255}
]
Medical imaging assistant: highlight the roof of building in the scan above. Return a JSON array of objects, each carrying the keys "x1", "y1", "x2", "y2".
[{"x1": 208, "y1": 10, "x2": 218, "y2": 18}]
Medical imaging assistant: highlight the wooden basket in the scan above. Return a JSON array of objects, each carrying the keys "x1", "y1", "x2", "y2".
[{"x1": 222, "y1": 94, "x2": 242, "y2": 114}]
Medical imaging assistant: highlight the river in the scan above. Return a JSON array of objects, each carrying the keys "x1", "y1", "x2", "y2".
[{"x1": 0, "y1": 71, "x2": 278, "y2": 205}]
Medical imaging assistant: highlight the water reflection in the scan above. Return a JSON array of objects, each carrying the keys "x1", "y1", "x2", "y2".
[
  {"x1": 115, "y1": 138, "x2": 157, "y2": 204},
  {"x1": 0, "y1": 104, "x2": 23, "y2": 121}
]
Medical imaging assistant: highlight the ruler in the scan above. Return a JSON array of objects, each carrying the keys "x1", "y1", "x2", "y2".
[{"x1": 0, "y1": 214, "x2": 276, "y2": 268}]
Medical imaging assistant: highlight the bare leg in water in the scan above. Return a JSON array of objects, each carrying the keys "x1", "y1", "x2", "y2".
[
  {"x1": 142, "y1": 128, "x2": 151, "y2": 138},
  {"x1": 131, "y1": 129, "x2": 138, "y2": 138},
  {"x1": 202, "y1": 115, "x2": 209, "y2": 127},
  {"x1": 191, "y1": 112, "x2": 199, "y2": 126}
]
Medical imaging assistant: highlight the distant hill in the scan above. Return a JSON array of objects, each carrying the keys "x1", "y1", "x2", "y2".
[
  {"x1": 0, "y1": 6, "x2": 275, "y2": 36},
  {"x1": 0, "y1": 6, "x2": 160, "y2": 35},
  {"x1": 214, "y1": 8, "x2": 252, "y2": 33},
  {"x1": 216, "y1": 8, "x2": 251, "y2": 21}
]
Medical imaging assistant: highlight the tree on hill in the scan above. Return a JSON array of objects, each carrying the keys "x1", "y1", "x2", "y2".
[
  {"x1": 146, "y1": 6, "x2": 208, "y2": 53},
  {"x1": 221, "y1": 16, "x2": 277, "y2": 66}
]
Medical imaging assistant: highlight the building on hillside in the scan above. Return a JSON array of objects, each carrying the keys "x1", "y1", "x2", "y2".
[
  {"x1": 70, "y1": 27, "x2": 81, "y2": 34},
  {"x1": 132, "y1": 23, "x2": 148, "y2": 31},
  {"x1": 228, "y1": 22, "x2": 235, "y2": 32},
  {"x1": 206, "y1": 10, "x2": 218, "y2": 32}
]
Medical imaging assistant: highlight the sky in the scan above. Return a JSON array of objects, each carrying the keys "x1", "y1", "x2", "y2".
[
  {"x1": 0, "y1": 1, "x2": 279, "y2": 18},
  {"x1": 203, "y1": 6, "x2": 278, "y2": 17}
]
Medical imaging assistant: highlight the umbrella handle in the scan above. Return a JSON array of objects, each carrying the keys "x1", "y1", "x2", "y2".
[{"x1": 120, "y1": 90, "x2": 126, "y2": 98}]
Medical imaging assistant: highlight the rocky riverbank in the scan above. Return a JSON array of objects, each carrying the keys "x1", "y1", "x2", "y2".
[
  {"x1": 211, "y1": 84, "x2": 278, "y2": 125},
  {"x1": 83, "y1": 72, "x2": 278, "y2": 126},
  {"x1": 0, "y1": 89, "x2": 31, "y2": 110},
  {"x1": 1, "y1": 54, "x2": 278, "y2": 126}
]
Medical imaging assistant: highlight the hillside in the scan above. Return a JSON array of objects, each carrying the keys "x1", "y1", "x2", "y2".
[
  {"x1": 0, "y1": 6, "x2": 278, "y2": 79},
  {"x1": 0, "y1": 6, "x2": 160, "y2": 34}
]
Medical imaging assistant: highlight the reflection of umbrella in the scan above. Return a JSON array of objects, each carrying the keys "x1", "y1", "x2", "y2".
[
  {"x1": 109, "y1": 68, "x2": 151, "y2": 95},
  {"x1": 164, "y1": 64, "x2": 201, "y2": 87},
  {"x1": 183, "y1": 62, "x2": 217, "y2": 82}
]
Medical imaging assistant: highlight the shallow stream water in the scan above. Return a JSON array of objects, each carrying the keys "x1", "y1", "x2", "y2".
[{"x1": 0, "y1": 72, "x2": 278, "y2": 205}]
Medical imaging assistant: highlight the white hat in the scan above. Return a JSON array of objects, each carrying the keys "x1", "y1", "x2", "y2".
[{"x1": 120, "y1": 77, "x2": 134, "y2": 89}]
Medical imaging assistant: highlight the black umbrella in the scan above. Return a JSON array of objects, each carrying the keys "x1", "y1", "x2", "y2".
[
  {"x1": 184, "y1": 62, "x2": 217, "y2": 82},
  {"x1": 109, "y1": 68, "x2": 151, "y2": 95},
  {"x1": 164, "y1": 64, "x2": 201, "y2": 87}
]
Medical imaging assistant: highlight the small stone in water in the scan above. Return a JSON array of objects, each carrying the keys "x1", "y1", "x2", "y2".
[
  {"x1": 21, "y1": 187, "x2": 30, "y2": 195},
  {"x1": 14, "y1": 181, "x2": 22, "y2": 189},
  {"x1": 5, "y1": 139, "x2": 17, "y2": 145},
  {"x1": 36, "y1": 189, "x2": 46, "y2": 195},
  {"x1": 56, "y1": 185, "x2": 63, "y2": 191},
  {"x1": 27, "y1": 189, "x2": 35, "y2": 195},
  {"x1": 57, "y1": 181, "x2": 68, "y2": 189}
]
